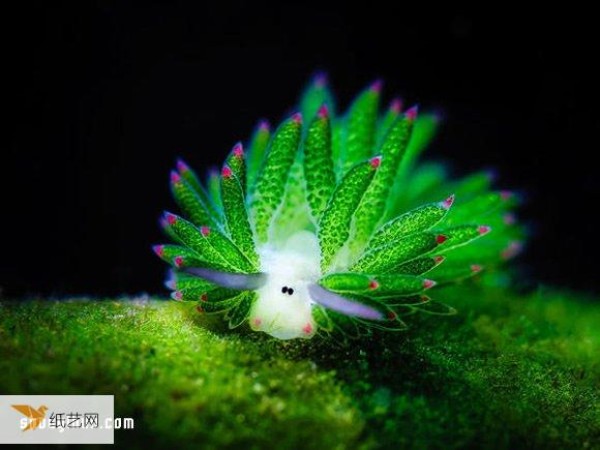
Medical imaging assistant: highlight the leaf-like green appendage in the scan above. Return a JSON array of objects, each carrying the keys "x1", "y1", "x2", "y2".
[
  {"x1": 176, "y1": 159, "x2": 220, "y2": 218},
  {"x1": 356, "y1": 314, "x2": 409, "y2": 332},
  {"x1": 304, "y1": 106, "x2": 335, "y2": 221},
  {"x1": 162, "y1": 212, "x2": 256, "y2": 273},
  {"x1": 379, "y1": 294, "x2": 431, "y2": 306},
  {"x1": 153, "y1": 244, "x2": 200, "y2": 266},
  {"x1": 220, "y1": 163, "x2": 259, "y2": 266},
  {"x1": 412, "y1": 300, "x2": 457, "y2": 315},
  {"x1": 435, "y1": 224, "x2": 492, "y2": 254},
  {"x1": 328, "y1": 295, "x2": 410, "y2": 333},
  {"x1": 271, "y1": 143, "x2": 311, "y2": 244},
  {"x1": 299, "y1": 73, "x2": 336, "y2": 122},
  {"x1": 428, "y1": 262, "x2": 485, "y2": 284},
  {"x1": 319, "y1": 156, "x2": 381, "y2": 272},
  {"x1": 320, "y1": 273, "x2": 433, "y2": 297},
  {"x1": 351, "y1": 111, "x2": 416, "y2": 253},
  {"x1": 395, "y1": 113, "x2": 440, "y2": 182},
  {"x1": 224, "y1": 143, "x2": 247, "y2": 197},
  {"x1": 206, "y1": 168, "x2": 223, "y2": 213},
  {"x1": 395, "y1": 256, "x2": 444, "y2": 275},
  {"x1": 386, "y1": 162, "x2": 448, "y2": 215},
  {"x1": 312, "y1": 305, "x2": 335, "y2": 333},
  {"x1": 250, "y1": 114, "x2": 302, "y2": 243},
  {"x1": 246, "y1": 121, "x2": 271, "y2": 191},
  {"x1": 351, "y1": 232, "x2": 440, "y2": 273},
  {"x1": 340, "y1": 81, "x2": 381, "y2": 173},
  {"x1": 445, "y1": 192, "x2": 514, "y2": 225},
  {"x1": 225, "y1": 291, "x2": 256, "y2": 328},
  {"x1": 450, "y1": 171, "x2": 494, "y2": 199},
  {"x1": 375, "y1": 98, "x2": 402, "y2": 147},
  {"x1": 367, "y1": 197, "x2": 452, "y2": 251},
  {"x1": 170, "y1": 172, "x2": 218, "y2": 229},
  {"x1": 165, "y1": 270, "x2": 216, "y2": 291}
]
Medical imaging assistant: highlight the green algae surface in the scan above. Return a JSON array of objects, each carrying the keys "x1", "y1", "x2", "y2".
[{"x1": 0, "y1": 287, "x2": 598, "y2": 449}]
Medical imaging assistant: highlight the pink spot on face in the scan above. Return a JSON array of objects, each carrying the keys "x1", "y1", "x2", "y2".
[
  {"x1": 174, "y1": 256, "x2": 184, "y2": 268},
  {"x1": 387, "y1": 311, "x2": 397, "y2": 320},
  {"x1": 196, "y1": 305, "x2": 204, "y2": 314},
  {"x1": 172, "y1": 291, "x2": 183, "y2": 301},
  {"x1": 368, "y1": 279, "x2": 379, "y2": 290},
  {"x1": 433, "y1": 255, "x2": 445, "y2": 264},
  {"x1": 441, "y1": 194, "x2": 455, "y2": 210},
  {"x1": 153, "y1": 245, "x2": 164, "y2": 257},
  {"x1": 478, "y1": 225, "x2": 492, "y2": 235},
  {"x1": 176, "y1": 159, "x2": 189, "y2": 173},
  {"x1": 500, "y1": 190, "x2": 513, "y2": 201},
  {"x1": 423, "y1": 279, "x2": 436, "y2": 290},
  {"x1": 471, "y1": 264, "x2": 483, "y2": 273},
  {"x1": 200, "y1": 226, "x2": 211, "y2": 237},
  {"x1": 302, "y1": 323, "x2": 313, "y2": 335},
  {"x1": 317, "y1": 104, "x2": 329, "y2": 118},
  {"x1": 370, "y1": 79, "x2": 383, "y2": 93},
  {"x1": 436, "y1": 234, "x2": 448, "y2": 244},
  {"x1": 370, "y1": 156, "x2": 382, "y2": 168},
  {"x1": 170, "y1": 170, "x2": 181, "y2": 183},
  {"x1": 166, "y1": 213, "x2": 177, "y2": 225},
  {"x1": 405, "y1": 105, "x2": 419, "y2": 121},
  {"x1": 232, "y1": 143, "x2": 244, "y2": 157},
  {"x1": 200, "y1": 294, "x2": 208, "y2": 302},
  {"x1": 253, "y1": 317, "x2": 262, "y2": 327},
  {"x1": 222, "y1": 165, "x2": 232, "y2": 178},
  {"x1": 258, "y1": 120, "x2": 270, "y2": 131},
  {"x1": 504, "y1": 213, "x2": 516, "y2": 225},
  {"x1": 390, "y1": 98, "x2": 403, "y2": 114},
  {"x1": 291, "y1": 112, "x2": 302, "y2": 124}
]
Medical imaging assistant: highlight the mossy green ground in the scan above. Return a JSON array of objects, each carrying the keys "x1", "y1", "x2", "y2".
[{"x1": 1, "y1": 287, "x2": 599, "y2": 449}]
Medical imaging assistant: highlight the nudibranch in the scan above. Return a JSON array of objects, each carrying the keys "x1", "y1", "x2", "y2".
[{"x1": 153, "y1": 75, "x2": 524, "y2": 340}]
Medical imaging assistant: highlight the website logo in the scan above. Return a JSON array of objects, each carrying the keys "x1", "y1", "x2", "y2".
[
  {"x1": 1, "y1": 395, "x2": 128, "y2": 444},
  {"x1": 10, "y1": 404, "x2": 48, "y2": 431}
]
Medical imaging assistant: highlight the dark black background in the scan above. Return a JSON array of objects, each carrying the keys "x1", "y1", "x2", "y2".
[{"x1": 3, "y1": 2, "x2": 598, "y2": 297}]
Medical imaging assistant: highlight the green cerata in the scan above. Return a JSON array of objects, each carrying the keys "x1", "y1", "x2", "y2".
[{"x1": 153, "y1": 74, "x2": 525, "y2": 340}]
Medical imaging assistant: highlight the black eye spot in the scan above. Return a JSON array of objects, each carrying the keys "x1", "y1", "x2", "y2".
[
  {"x1": 288, "y1": 288, "x2": 294, "y2": 295},
  {"x1": 281, "y1": 286, "x2": 288, "y2": 293}
]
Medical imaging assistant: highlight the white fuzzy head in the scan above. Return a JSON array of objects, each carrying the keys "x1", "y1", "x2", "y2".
[{"x1": 249, "y1": 231, "x2": 321, "y2": 339}]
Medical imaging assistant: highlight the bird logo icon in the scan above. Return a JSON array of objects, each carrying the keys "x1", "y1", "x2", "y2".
[{"x1": 11, "y1": 404, "x2": 48, "y2": 431}]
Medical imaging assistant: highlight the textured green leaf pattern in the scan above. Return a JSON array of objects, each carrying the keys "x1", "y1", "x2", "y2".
[
  {"x1": 171, "y1": 172, "x2": 218, "y2": 228},
  {"x1": 351, "y1": 113, "x2": 415, "y2": 253},
  {"x1": 352, "y1": 232, "x2": 439, "y2": 273},
  {"x1": 247, "y1": 121, "x2": 271, "y2": 191},
  {"x1": 250, "y1": 115, "x2": 302, "y2": 243},
  {"x1": 220, "y1": 165, "x2": 259, "y2": 266},
  {"x1": 304, "y1": 107, "x2": 335, "y2": 221},
  {"x1": 340, "y1": 82, "x2": 380, "y2": 173},
  {"x1": 163, "y1": 213, "x2": 256, "y2": 273},
  {"x1": 367, "y1": 199, "x2": 450, "y2": 251},
  {"x1": 319, "y1": 157, "x2": 380, "y2": 271},
  {"x1": 226, "y1": 291, "x2": 256, "y2": 328}
]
